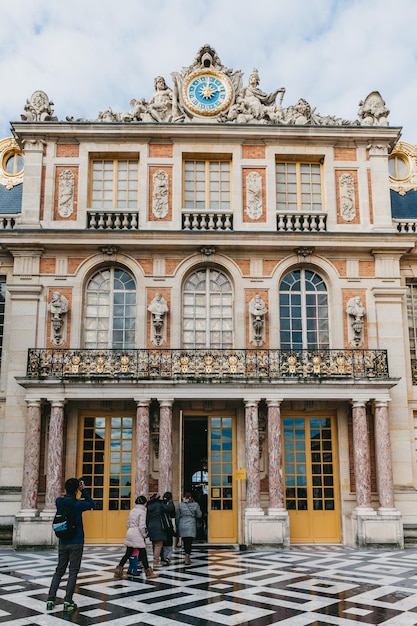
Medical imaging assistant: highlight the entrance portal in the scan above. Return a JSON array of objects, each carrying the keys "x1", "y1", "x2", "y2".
[{"x1": 182, "y1": 414, "x2": 237, "y2": 544}]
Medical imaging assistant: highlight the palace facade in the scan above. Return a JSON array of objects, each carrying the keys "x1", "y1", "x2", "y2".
[{"x1": 1, "y1": 45, "x2": 416, "y2": 550}]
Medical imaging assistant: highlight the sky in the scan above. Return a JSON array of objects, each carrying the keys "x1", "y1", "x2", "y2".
[{"x1": 1, "y1": 0, "x2": 417, "y2": 141}]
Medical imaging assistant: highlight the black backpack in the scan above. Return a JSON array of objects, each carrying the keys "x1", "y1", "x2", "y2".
[{"x1": 52, "y1": 499, "x2": 77, "y2": 540}]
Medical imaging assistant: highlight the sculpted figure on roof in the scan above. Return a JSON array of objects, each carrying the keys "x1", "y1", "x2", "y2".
[{"x1": 22, "y1": 46, "x2": 390, "y2": 128}]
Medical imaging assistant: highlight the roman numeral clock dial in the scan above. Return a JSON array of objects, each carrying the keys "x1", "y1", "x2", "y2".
[{"x1": 183, "y1": 70, "x2": 233, "y2": 117}]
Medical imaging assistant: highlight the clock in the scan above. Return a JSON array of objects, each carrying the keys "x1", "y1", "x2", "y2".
[{"x1": 182, "y1": 69, "x2": 233, "y2": 117}]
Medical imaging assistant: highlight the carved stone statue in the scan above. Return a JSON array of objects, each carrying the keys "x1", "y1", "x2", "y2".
[
  {"x1": 148, "y1": 293, "x2": 168, "y2": 345},
  {"x1": 249, "y1": 294, "x2": 267, "y2": 346},
  {"x1": 21, "y1": 90, "x2": 57, "y2": 122},
  {"x1": 31, "y1": 46, "x2": 390, "y2": 129},
  {"x1": 48, "y1": 291, "x2": 69, "y2": 346},
  {"x1": 144, "y1": 76, "x2": 173, "y2": 123},
  {"x1": 236, "y1": 69, "x2": 285, "y2": 122},
  {"x1": 358, "y1": 91, "x2": 389, "y2": 127},
  {"x1": 346, "y1": 296, "x2": 366, "y2": 347}
]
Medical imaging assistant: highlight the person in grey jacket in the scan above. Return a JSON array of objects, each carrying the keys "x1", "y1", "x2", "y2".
[
  {"x1": 176, "y1": 492, "x2": 202, "y2": 565},
  {"x1": 114, "y1": 495, "x2": 157, "y2": 580}
]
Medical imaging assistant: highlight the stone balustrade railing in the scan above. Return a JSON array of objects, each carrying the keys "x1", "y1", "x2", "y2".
[
  {"x1": 277, "y1": 212, "x2": 327, "y2": 232},
  {"x1": 87, "y1": 210, "x2": 139, "y2": 230},
  {"x1": 0, "y1": 214, "x2": 18, "y2": 229},
  {"x1": 182, "y1": 211, "x2": 233, "y2": 231},
  {"x1": 393, "y1": 219, "x2": 417, "y2": 233}
]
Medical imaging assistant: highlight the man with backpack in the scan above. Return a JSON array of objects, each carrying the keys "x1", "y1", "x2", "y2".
[{"x1": 46, "y1": 477, "x2": 94, "y2": 613}]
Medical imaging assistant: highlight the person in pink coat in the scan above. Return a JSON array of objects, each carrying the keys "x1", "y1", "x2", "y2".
[{"x1": 114, "y1": 495, "x2": 157, "y2": 580}]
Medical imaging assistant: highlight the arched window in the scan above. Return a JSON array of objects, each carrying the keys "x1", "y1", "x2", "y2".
[
  {"x1": 84, "y1": 267, "x2": 136, "y2": 349},
  {"x1": 279, "y1": 269, "x2": 329, "y2": 350},
  {"x1": 183, "y1": 268, "x2": 233, "y2": 348}
]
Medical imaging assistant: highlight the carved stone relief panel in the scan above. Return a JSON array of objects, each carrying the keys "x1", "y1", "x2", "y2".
[
  {"x1": 54, "y1": 167, "x2": 78, "y2": 220},
  {"x1": 243, "y1": 168, "x2": 265, "y2": 222},
  {"x1": 336, "y1": 170, "x2": 359, "y2": 224},
  {"x1": 149, "y1": 166, "x2": 172, "y2": 221}
]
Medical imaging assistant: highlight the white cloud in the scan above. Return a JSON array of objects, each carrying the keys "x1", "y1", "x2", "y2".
[{"x1": 1, "y1": 0, "x2": 417, "y2": 140}]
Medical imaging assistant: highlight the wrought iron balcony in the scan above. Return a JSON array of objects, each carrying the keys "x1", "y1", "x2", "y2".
[{"x1": 26, "y1": 348, "x2": 389, "y2": 381}]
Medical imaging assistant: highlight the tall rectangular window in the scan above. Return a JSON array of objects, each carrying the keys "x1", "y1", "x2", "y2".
[
  {"x1": 184, "y1": 159, "x2": 230, "y2": 210},
  {"x1": 90, "y1": 159, "x2": 139, "y2": 209},
  {"x1": 0, "y1": 278, "x2": 5, "y2": 365},
  {"x1": 407, "y1": 281, "x2": 417, "y2": 365},
  {"x1": 276, "y1": 162, "x2": 322, "y2": 211}
]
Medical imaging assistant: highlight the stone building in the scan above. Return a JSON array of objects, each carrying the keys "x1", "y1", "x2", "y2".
[{"x1": 0, "y1": 45, "x2": 415, "y2": 549}]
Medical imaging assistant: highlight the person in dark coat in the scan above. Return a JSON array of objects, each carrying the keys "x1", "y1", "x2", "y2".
[
  {"x1": 176, "y1": 491, "x2": 202, "y2": 565},
  {"x1": 46, "y1": 478, "x2": 94, "y2": 613},
  {"x1": 146, "y1": 493, "x2": 173, "y2": 568},
  {"x1": 161, "y1": 491, "x2": 176, "y2": 565}
]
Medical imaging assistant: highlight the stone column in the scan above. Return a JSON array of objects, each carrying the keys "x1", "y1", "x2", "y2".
[
  {"x1": 135, "y1": 399, "x2": 151, "y2": 497},
  {"x1": 19, "y1": 400, "x2": 42, "y2": 515},
  {"x1": 374, "y1": 400, "x2": 396, "y2": 510},
  {"x1": 244, "y1": 400, "x2": 262, "y2": 511},
  {"x1": 158, "y1": 400, "x2": 173, "y2": 496},
  {"x1": 43, "y1": 401, "x2": 65, "y2": 513},
  {"x1": 266, "y1": 399, "x2": 285, "y2": 512},
  {"x1": 351, "y1": 401, "x2": 373, "y2": 511}
]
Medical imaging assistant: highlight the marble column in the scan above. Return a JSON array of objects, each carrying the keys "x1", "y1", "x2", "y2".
[
  {"x1": 158, "y1": 400, "x2": 173, "y2": 496},
  {"x1": 244, "y1": 400, "x2": 262, "y2": 511},
  {"x1": 19, "y1": 400, "x2": 42, "y2": 515},
  {"x1": 266, "y1": 400, "x2": 285, "y2": 512},
  {"x1": 374, "y1": 400, "x2": 396, "y2": 510},
  {"x1": 351, "y1": 401, "x2": 373, "y2": 511},
  {"x1": 135, "y1": 400, "x2": 150, "y2": 497},
  {"x1": 43, "y1": 401, "x2": 65, "y2": 513}
]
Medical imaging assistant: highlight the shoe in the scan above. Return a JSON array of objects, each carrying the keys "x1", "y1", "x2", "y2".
[
  {"x1": 153, "y1": 559, "x2": 162, "y2": 569},
  {"x1": 184, "y1": 554, "x2": 191, "y2": 565},
  {"x1": 145, "y1": 567, "x2": 158, "y2": 579},
  {"x1": 114, "y1": 565, "x2": 124, "y2": 579},
  {"x1": 46, "y1": 599, "x2": 55, "y2": 611},
  {"x1": 63, "y1": 601, "x2": 77, "y2": 613},
  {"x1": 163, "y1": 558, "x2": 171, "y2": 566}
]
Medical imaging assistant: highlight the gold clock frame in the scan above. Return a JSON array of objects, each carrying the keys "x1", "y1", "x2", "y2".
[{"x1": 182, "y1": 69, "x2": 233, "y2": 117}]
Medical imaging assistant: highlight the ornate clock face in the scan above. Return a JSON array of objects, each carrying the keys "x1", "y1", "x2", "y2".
[{"x1": 183, "y1": 70, "x2": 233, "y2": 116}]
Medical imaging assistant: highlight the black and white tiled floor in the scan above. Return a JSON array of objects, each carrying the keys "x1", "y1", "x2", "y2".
[{"x1": 2, "y1": 545, "x2": 417, "y2": 625}]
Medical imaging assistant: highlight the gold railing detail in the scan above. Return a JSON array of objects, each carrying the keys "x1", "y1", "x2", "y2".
[{"x1": 26, "y1": 348, "x2": 389, "y2": 381}]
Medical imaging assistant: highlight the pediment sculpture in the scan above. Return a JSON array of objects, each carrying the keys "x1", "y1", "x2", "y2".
[{"x1": 21, "y1": 45, "x2": 390, "y2": 128}]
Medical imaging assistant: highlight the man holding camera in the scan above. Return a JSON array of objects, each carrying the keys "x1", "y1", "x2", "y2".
[{"x1": 46, "y1": 477, "x2": 94, "y2": 613}]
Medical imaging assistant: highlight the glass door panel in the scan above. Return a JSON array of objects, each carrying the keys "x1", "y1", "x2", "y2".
[
  {"x1": 208, "y1": 416, "x2": 237, "y2": 542},
  {"x1": 78, "y1": 413, "x2": 134, "y2": 543},
  {"x1": 283, "y1": 413, "x2": 340, "y2": 543}
]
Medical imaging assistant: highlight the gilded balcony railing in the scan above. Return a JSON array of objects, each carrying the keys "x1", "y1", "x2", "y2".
[{"x1": 26, "y1": 348, "x2": 389, "y2": 381}]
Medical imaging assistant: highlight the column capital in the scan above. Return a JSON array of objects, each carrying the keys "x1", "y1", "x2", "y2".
[
  {"x1": 159, "y1": 399, "x2": 174, "y2": 408},
  {"x1": 134, "y1": 398, "x2": 151, "y2": 407},
  {"x1": 350, "y1": 399, "x2": 369, "y2": 408},
  {"x1": 25, "y1": 398, "x2": 42, "y2": 408},
  {"x1": 265, "y1": 398, "x2": 283, "y2": 407},
  {"x1": 244, "y1": 399, "x2": 261, "y2": 407},
  {"x1": 373, "y1": 399, "x2": 390, "y2": 407},
  {"x1": 50, "y1": 399, "x2": 66, "y2": 408}
]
